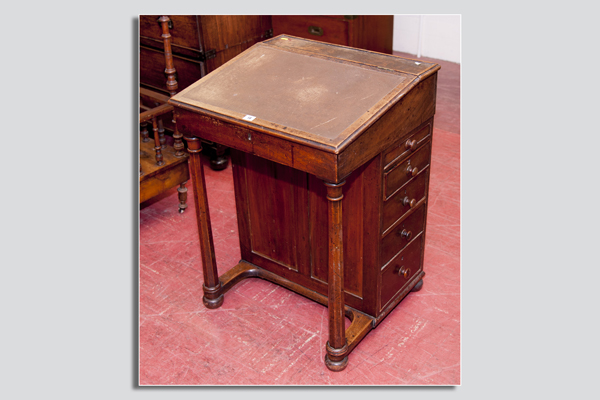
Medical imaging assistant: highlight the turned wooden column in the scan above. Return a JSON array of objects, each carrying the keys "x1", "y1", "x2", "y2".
[
  {"x1": 185, "y1": 136, "x2": 223, "y2": 308},
  {"x1": 140, "y1": 122, "x2": 149, "y2": 142},
  {"x1": 159, "y1": 15, "x2": 186, "y2": 158},
  {"x1": 177, "y1": 182, "x2": 188, "y2": 213},
  {"x1": 324, "y1": 180, "x2": 349, "y2": 371},
  {"x1": 172, "y1": 115, "x2": 185, "y2": 157},
  {"x1": 158, "y1": 16, "x2": 177, "y2": 97},
  {"x1": 157, "y1": 119, "x2": 166, "y2": 149},
  {"x1": 151, "y1": 117, "x2": 164, "y2": 166}
]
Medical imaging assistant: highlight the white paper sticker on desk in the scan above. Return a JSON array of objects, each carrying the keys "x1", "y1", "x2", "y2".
[{"x1": 243, "y1": 115, "x2": 256, "y2": 121}]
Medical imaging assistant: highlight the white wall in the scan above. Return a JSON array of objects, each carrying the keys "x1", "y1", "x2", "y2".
[{"x1": 393, "y1": 15, "x2": 461, "y2": 63}]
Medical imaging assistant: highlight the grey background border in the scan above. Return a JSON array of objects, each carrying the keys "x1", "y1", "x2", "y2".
[{"x1": 3, "y1": 0, "x2": 597, "y2": 398}]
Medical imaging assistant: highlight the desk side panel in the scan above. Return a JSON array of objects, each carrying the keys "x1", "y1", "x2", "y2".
[
  {"x1": 231, "y1": 151, "x2": 380, "y2": 315},
  {"x1": 236, "y1": 151, "x2": 310, "y2": 274}
]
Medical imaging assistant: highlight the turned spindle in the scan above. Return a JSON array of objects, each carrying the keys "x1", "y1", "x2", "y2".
[
  {"x1": 173, "y1": 113, "x2": 185, "y2": 157},
  {"x1": 152, "y1": 117, "x2": 164, "y2": 166},
  {"x1": 159, "y1": 16, "x2": 178, "y2": 97},
  {"x1": 140, "y1": 121, "x2": 149, "y2": 142},
  {"x1": 158, "y1": 118, "x2": 166, "y2": 149}
]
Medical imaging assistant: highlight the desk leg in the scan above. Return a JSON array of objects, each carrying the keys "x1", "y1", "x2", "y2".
[
  {"x1": 185, "y1": 137, "x2": 223, "y2": 309},
  {"x1": 324, "y1": 180, "x2": 349, "y2": 371}
]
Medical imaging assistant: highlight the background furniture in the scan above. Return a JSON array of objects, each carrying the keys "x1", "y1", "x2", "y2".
[
  {"x1": 139, "y1": 16, "x2": 188, "y2": 213},
  {"x1": 170, "y1": 35, "x2": 438, "y2": 371},
  {"x1": 139, "y1": 15, "x2": 273, "y2": 170},
  {"x1": 140, "y1": 15, "x2": 394, "y2": 170},
  {"x1": 272, "y1": 15, "x2": 393, "y2": 54}
]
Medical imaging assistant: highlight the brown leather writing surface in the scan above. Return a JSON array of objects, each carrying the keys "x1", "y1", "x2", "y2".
[
  {"x1": 171, "y1": 35, "x2": 438, "y2": 151},
  {"x1": 181, "y1": 45, "x2": 406, "y2": 141}
]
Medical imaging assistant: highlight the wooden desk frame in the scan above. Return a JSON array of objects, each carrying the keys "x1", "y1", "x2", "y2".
[{"x1": 170, "y1": 35, "x2": 439, "y2": 371}]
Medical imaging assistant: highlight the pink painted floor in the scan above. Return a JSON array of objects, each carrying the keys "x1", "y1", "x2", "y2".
[{"x1": 139, "y1": 53, "x2": 460, "y2": 385}]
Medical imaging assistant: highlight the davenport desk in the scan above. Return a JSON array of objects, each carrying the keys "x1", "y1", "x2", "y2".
[{"x1": 169, "y1": 35, "x2": 440, "y2": 371}]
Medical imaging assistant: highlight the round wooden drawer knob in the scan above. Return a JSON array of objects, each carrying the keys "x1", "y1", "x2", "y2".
[
  {"x1": 398, "y1": 266, "x2": 411, "y2": 278},
  {"x1": 406, "y1": 165, "x2": 419, "y2": 176},
  {"x1": 402, "y1": 196, "x2": 416, "y2": 208},
  {"x1": 405, "y1": 139, "x2": 417, "y2": 150},
  {"x1": 400, "y1": 229, "x2": 412, "y2": 241}
]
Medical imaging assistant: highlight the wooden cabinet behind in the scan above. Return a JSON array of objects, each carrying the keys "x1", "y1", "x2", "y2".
[
  {"x1": 140, "y1": 15, "x2": 273, "y2": 96},
  {"x1": 141, "y1": 15, "x2": 394, "y2": 96},
  {"x1": 272, "y1": 15, "x2": 393, "y2": 54},
  {"x1": 139, "y1": 15, "x2": 393, "y2": 170},
  {"x1": 139, "y1": 16, "x2": 273, "y2": 170}
]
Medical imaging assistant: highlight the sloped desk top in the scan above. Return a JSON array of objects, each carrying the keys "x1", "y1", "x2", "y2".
[{"x1": 170, "y1": 35, "x2": 439, "y2": 182}]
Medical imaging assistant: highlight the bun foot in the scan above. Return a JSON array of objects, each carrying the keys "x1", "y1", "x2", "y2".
[
  {"x1": 325, "y1": 354, "x2": 348, "y2": 371},
  {"x1": 210, "y1": 155, "x2": 229, "y2": 171},
  {"x1": 177, "y1": 183, "x2": 188, "y2": 214},
  {"x1": 203, "y1": 294, "x2": 224, "y2": 309},
  {"x1": 411, "y1": 279, "x2": 424, "y2": 292}
]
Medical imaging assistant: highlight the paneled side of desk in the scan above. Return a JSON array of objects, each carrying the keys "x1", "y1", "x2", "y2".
[
  {"x1": 230, "y1": 148, "x2": 381, "y2": 316},
  {"x1": 228, "y1": 117, "x2": 433, "y2": 320}
]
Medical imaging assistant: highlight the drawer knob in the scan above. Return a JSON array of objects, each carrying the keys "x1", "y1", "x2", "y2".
[
  {"x1": 399, "y1": 229, "x2": 412, "y2": 241},
  {"x1": 406, "y1": 165, "x2": 419, "y2": 176},
  {"x1": 398, "y1": 266, "x2": 411, "y2": 279},
  {"x1": 308, "y1": 25, "x2": 324, "y2": 36},
  {"x1": 402, "y1": 196, "x2": 416, "y2": 208},
  {"x1": 405, "y1": 139, "x2": 417, "y2": 151}
]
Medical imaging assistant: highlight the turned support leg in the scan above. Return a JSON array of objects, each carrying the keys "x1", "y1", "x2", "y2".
[
  {"x1": 177, "y1": 182, "x2": 188, "y2": 213},
  {"x1": 324, "y1": 180, "x2": 349, "y2": 371},
  {"x1": 185, "y1": 137, "x2": 223, "y2": 308}
]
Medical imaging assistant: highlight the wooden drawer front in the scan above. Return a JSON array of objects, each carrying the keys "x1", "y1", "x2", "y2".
[
  {"x1": 382, "y1": 171, "x2": 428, "y2": 233},
  {"x1": 384, "y1": 141, "x2": 431, "y2": 200},
  {"x1": 380, "y1": 204, "x2": 426, "y2": 268},
  {"x1": 272, "y1": 15, "x2": 348, "y2": 46},
  {"x1": 140, "y1": 47, "x2": 202, "y2": 93},
  {"x1": 140, "y1": 15, "x2": 200, "y2": 51},
  {"x1": 381, "y1": 233, "x2": 423, "y2": 309},
  {"x1": 383, "y1": 122, "x2": 432, "y2": 168}
]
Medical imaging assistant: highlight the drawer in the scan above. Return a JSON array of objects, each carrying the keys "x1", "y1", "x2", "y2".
[
  {"x1": 381, "y1": 233, "x2": 423, "y2": 310},
  {"x1": 383, "y1": 122, "x2": 432, "y2": 168},
  {"x1": 384, "y1": 141, "x2": 431, "y2": 200},
  {"x1": 272, "y1": 15, "x2": 348, "y2": 46},
  {"x1": 380, "y1": 203, "x2": 426, "y2": 267},
  {"x1": 140, "y1": 15, "x2": 201, "y2": 51},
  {"x1": 382, "y1": 171, "x2": 428, "y2": 233},
  {"x1": 140, "y1": 47, "x2": 203, "y2": 93}
]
